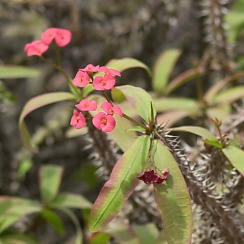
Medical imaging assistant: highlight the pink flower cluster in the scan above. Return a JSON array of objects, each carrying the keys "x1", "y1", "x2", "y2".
[
  {"x1": 70, "y1": 100, "x2": 123, "y2": 132},
  {"x1": 24, "y1": 28, "x2": 72, "y2": 56},
  {"x1": 72, "y1": 64, "x2": 121, "y2": 91},
  {"x1": 137, "y1": 169, "x2": 170, "y2": 184}
]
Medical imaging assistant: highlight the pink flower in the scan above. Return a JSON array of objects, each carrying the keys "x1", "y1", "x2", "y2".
[
  {"x1": 76, "y1": 98, "x2": 97, "y2": 111},
  {"x1": 24, "y1": 40, "x2": 48, "y2": 56},
  {"x1": 99, "y1": 66, "x2": 121, "y2": 77},
  {"x1": 93, "y1": 74, "x2": 116, "y2": 90},
  {"x1": 72, "y1": 71, "x2": 91, "y2": 88},
  {"x1": 80, "y1": 64, "x2": 100, "y2": 74},
  {"x1": 101, "y1": 102, "x2": 123, "y2": 117},
  {"x1": 92, "y1": 112, "x2": 116, "y2": 132},
  {"x1": 70, "y1": 110, "x2": 86, "y2": 129},
  {"x1": 42, "y1": 28, "x2": 72, "y2": 47}
]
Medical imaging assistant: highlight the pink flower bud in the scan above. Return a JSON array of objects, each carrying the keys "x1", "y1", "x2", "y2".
[{"x1": 24, "y1": 40, "x2": 48, "y2": 57}]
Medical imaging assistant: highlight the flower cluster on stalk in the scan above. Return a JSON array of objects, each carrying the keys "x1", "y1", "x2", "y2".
[
  {"x1": 24, "y1": 28, "x2": 71, "y2": 56},
  {"x1": 70, "y1": 64, "x2": 123, "y2": 132},
  {"x1": 137, "y1": 169, "x2": 170, "y2": 184}
]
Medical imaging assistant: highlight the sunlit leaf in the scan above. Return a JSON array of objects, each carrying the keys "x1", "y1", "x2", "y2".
[
  {"x1": 89, "y1": 136, "x2": 150, "y2": 232},
  {"x1": 106, "y1": 58, "x2": 151, "y2": 75},
  {"x1": 50, "y1": 193, "x2": 91, "y2": 209},
  {"x1": 19, "y1": 92, "x2": 75, "y2": 149},
  {"x1": 41, "y1": 209, "x2": 65, "y2": 235},
  {"x1": 0, "y1": 65, "x2": 40, "y2": 79},
  {"x1": 40, "y1": 165, "x2": 63, "y2": 203},
  {"x1": 222, "y1": 145, "x2": 244, "y2": 175},
  {"x1": 171, "y1": 126, "x2": 219, "y2": 141},
  {"x1": 113, "y1": 85, "x2": 156, "y2": 123},
  {"x1": 152, "y1": 49, "x2": 181, "y2": 95},
  {"x1": 153, "y1": 141, "x2": 192, "y2": 244}
]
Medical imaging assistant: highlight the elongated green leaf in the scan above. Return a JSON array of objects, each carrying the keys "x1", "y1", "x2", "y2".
[
  {"x1": 0, "y1": 234, "x2": 38, "y2": 244},
  {"x1": 0, "y1": 198, "x2": 41, "y2": 233},
  {"x1": 41, "y1": 209, "x2": 65, "y2": 235},
  {"x1": 166, "y1": 67, "x2": 203, "y2": 95},
  {"x1": 89, "y1": 232, "x2": 111, "y2": 244},
  {"x1": 58, "y1": 208, "x2": 83, "y2": 244},
  {"x1": 0, "y1": 65, "x2": 40, "y2": 79},
  {"x1": 171, "y1": 126, "x2": 218, "y2": 141},
  {"x1": 19, "y1": 92, "x2": 75, "y2": 148},
  {"x1": 133, "y1": 223, "x2": 159, "y2": 244},
  {"x1": 214, "y1": 86, "x2": 244, "y2": 105},
  {"x1": 153, "y1": 141, "x2": 192, "y2": 244},
  {"x1": 112, "y1": 85, "x2": 156, "y2": 123},
  {"x1": 152, "y1": 49, "x2": 181, "y2": 95},
  {"x1": 222, "y1": 146, "x2": 244, "y2": 175},
  {"x1": 105, "y1": 220, "x2": 140, "y2": 244},
  {"x1": 40, "y1": 165, "x2": 63, "y2": 203},
  {"x1": 50, "y1": 193, "x2": 91, "y2": 209},
  {"x1": 106, "y1": 58, "x2": 151, "y2": 76},
  {"x1": 89, "y1": 136, "x2": 150, "y2": 232},
  {"x1": 153, "y1": 97, "x2": 198, "y2": 114}
]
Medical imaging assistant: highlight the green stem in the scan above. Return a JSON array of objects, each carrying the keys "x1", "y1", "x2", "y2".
[{"x1": 122, "y1": 113, "x2": 148, "y2": 131}]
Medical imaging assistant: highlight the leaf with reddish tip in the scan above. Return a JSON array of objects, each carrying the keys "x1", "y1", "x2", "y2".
[
  {"x1": 222, "y1": 145, "x2": 244, "y2": 175},
  {"x1": 153, "y1": 141, "x2": 192, "y2": 244},
  {"x1": 19, "y1": 92, "x2": 76, "y2": 149},
  {"x1": 88, "y1": 136, "x2": 150, "y2": 232}
]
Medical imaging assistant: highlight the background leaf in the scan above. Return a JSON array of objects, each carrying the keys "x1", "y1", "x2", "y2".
[
  {"x1": 222, "y1": 145, "x2": 244, "y2": 175},
  {"x1": 133, "y1": 223, "x2": 159, "y2": 244},
  {"x1": 89, "y1": 136, "x2": 150, "y2": 232},
  {"x1": 152, "y1": 49, "x2": 181, "y2": 95},
  {"x1": 0, "y1": 65, "x2": 40, "y2": 79},
  {"x1": 39, "y1": 165, "x2": 63, "y2": 203},
  {"x1": 153, "y1": 141, "x2": 192, "y2": 244},
  {"x1": 106, "y1": 58, "x2": 151, "y2": 75}
]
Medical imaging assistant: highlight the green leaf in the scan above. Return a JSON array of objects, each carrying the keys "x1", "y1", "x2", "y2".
[
  {"x1": 18, "y1": 92, "x2": 75, "y2": 149},
  {"x1": 152, "y1": 49, "x2": 181, "y2": 95},
  {"x1": 40, "y1": 165, "x2": 63, "y2": 203},
  {"x1": 153, "y1": 141, "x2": 192, "y2": 244},
  {"x1": 0, "y1": 65, "x2": 40, "y2": 79},
  {"x1": 133, "y1": 223, "x2": 159, "y2": 244},
  {"x1": 111, "y1": 88, "x2": 126, "y2": 104},
  {"x1": 0, "y1": 198, "x2": 41, "y2": 233},
  {"x1": 50, "y1": 193, "x2": 91, "y2": 209},
  {"x1": 113, "y1": 85, "x2": 156, "y2": 123},
  {"x1": 41, "y1": 209, "x2": 65, "y2": 235},
  {"x1": 58, "y1": 208, "x2": 83, "y2": 244},
  {"x1": 89, "y1": 136, "x2": 150, "y2": 232},
  {"x1": 153, "y1": 97, "x2": 198, "y2": 114},
  {"x1": 204, "y1": 139, "x2": 223, "y2": 149},
  {"x1": 106, "y1": 58, "x2": 151, "y2": 76},
  {"x1": 89, "y1": 232, "x2": 111, "y2": 244},
  {"x1": 105, "y1": 220, "x2": 140, "y2": 244},
  {"x1": 213, "y1": 86, "x2": 244, "y2": 105},
  {"x1": 0, "y1": 234, "x2": 38, "y2": 244},
  {"x1": 171, "y1": 126, "x2": 218, "y2": 141},
  {"x1": 17, "y1": 159, "x2": 33, "y2": 181},
  {"x1": 222, "y1": 146, "x2": 244, "y2": 175}
]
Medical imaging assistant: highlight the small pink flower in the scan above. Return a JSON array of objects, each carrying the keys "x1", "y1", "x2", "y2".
[
  {"x1": 76, "y1": 98, "x2": 97, "y2": 111},
  {"x1": 137, "y1": 169, "x2": 169, "y2": 184},
  {"x1": 55, "y1": 28, "x2": 72, "y2": 47},
  {"x1": 72, "y1": 71, "x2": 90, "y2": 88},
  {"x1": 92, "y1": 112, "x2": 116, "y2": 132},
  {"x1": 93, "y1": 74, "x2": 116, "y2": 90},
  {"x1": 99, "y1": 66, "x2": 121, "y2": 77},
  {"x1": 24, "y1": 40, "x2": 48, "y2": 56},
  {"x1": 70, "y1": 110, "x2": 86, "y2": 129},
  {"x1": 42, "y1": 28, "x2": 57, "y2": 45},
  {"x1": 80, "y1": 64, "x2": 100, "y2": 74},
  {"x1": 101, "y1": 102, "x2": 123, "y2": 117},
  {"x1": 42, "y1": 28, "x2": 72, "y2": 47}
]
